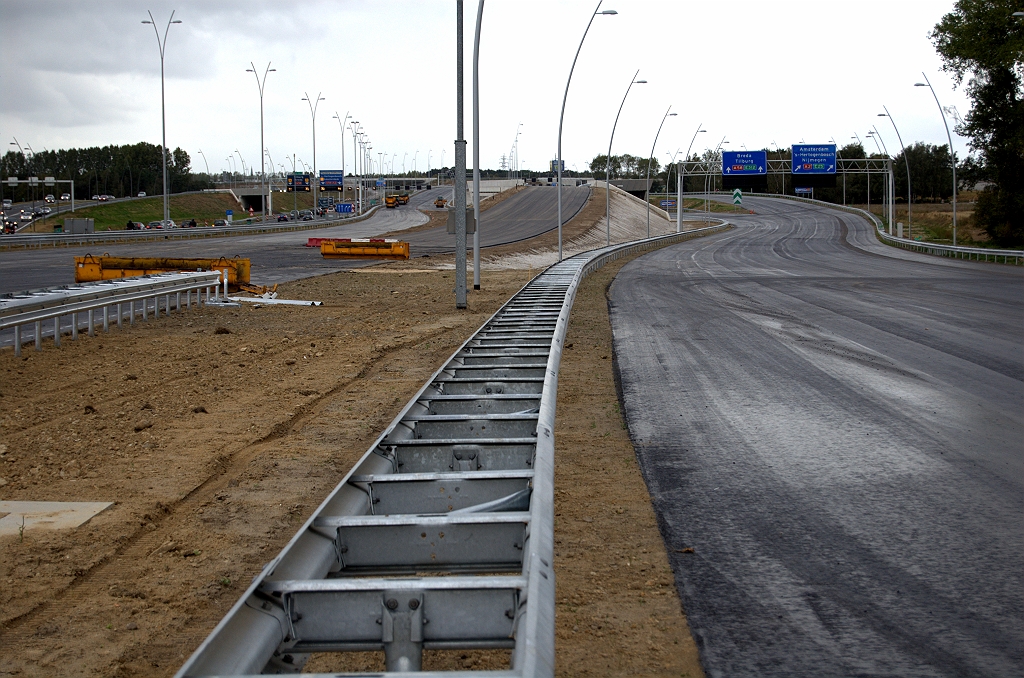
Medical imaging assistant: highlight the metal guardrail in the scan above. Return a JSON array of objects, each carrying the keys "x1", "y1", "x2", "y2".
[
  {"x1": 175, "y1": 220, "x2": 730, "y2": 678},
  {"x1": 1, "y1": 271, "x2": 225, "y2": 357},
  {"x1": 691, "y1": 191, "x2": 1023, "y2": 265},
  {"x1": 0, "y1": 206, "x2": 381, "y2": 250}
]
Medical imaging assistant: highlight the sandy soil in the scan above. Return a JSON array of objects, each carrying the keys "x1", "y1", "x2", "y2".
[{"x1": 0, "y1": 191, "x2": 707, "y2": 677}]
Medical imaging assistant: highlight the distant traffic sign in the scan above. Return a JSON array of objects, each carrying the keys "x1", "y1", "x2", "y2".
[
  {"x1": 319, "y1": 170, "x2": 344, "y2": 189},
  {"x1": 792, "y1": 144, "x2": 836, "y2": 174},
  {"x1": 732, "y1": 188, "x2": 742, "y2": 205},
  {"x1": 722, "y1": 151, "x2": 766, "y2": 175},
  {"x1": 376, "y1": 180, "x2": 385, "y2": 187},
  {"x1": 660, "y1": 199, "x2": 677, "y2": 208},
  {"x1": 336, "y1": 203, "x2": 354, "y2": 213}
]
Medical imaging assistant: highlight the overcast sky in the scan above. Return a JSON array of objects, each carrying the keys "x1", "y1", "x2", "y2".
[{"x1": 0, "y1": 0, "x2": 972, "y2": 177}]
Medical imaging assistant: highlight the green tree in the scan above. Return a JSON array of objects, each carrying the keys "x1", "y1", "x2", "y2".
[{"x1": 931, "y1": 0, "x2": 1024, "y2": 245}]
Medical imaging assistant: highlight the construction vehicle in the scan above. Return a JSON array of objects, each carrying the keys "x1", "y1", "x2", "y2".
[
  {"x1": 434, "y1": 197, "x2": 448, "y2": 208},
  {"x1": 397, "y1": 194, "x2": 410, "y2": 205},
  {"x1": 385, "y1": 195, "x2": 398, "y2": 208}
]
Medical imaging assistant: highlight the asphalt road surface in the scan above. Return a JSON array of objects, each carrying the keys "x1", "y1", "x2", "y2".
[
  {"x1": 609, "y1": 196, "x2": 1023, "y2": 677},
  {"x1": 406, "y1": 185, "x2": 590, "y2": 256},
  {"x1": 0, "y1": 185, "x2": 590, "y2": 293}
]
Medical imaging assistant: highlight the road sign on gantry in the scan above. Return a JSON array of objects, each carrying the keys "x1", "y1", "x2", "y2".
[
  {"x1": 319, "y1": 170, "x2": 344, "y2": 189},
  {"x1": 722, "y1": 151, "x2": 767, "y2": 175},
  {"x1": 792, "y1": 144, "x2": 836, "y2": 174}
]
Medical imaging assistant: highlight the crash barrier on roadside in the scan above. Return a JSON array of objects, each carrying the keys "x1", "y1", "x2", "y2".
[
  {"x1": 175, "y1": 220, "x2": 730, "y2": 678},
  {"x1": 320, "y1": 238, "x2": 410, "y2": 260},
  {"x1": 74, "y1": 255, "x2": 252, "y2": 288},
  {"x1": 0, "y1": 271, "x2": 225, "y2": 358},
  {"x1": 0, "y1": 206, "x2": 381, "y2": 251},
  {"x1": 705, "y1": 191, "x2": 1023, "y2": 266}
]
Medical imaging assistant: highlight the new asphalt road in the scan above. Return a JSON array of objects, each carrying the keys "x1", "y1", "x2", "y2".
[
  {"x1": 0, "y1": 186, "x2": 590, "y2": 294},
  {"x1": 609, "y1": 197, "x2": 1023, "y2": 677}
]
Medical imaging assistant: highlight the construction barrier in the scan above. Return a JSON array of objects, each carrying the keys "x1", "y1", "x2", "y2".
[
  {"x1": 74, "y1": 255, "x2": 251, "y2": 288},
  {"x1": 319, "y1": 238, "x2": 410, "y2": 260}
]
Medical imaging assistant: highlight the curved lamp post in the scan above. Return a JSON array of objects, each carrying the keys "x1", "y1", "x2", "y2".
[
  {"x1": 915, "y1": 73, "x2": 958, "y2": 245},
  {"x1": 196, "y1": 149, "x2": 210, "y2": 176},
  {"x1": 142, "y1": 10, "x2": 182, "y2": 224},
  {"x1": 246, "y1": 62, "x2": 275, "y2": 217},
  {"x1": 879, "y1": 107, "x2": 911, "y2": 237},
  {"x1": 332, "y1": 111, "x2": 350, "y2": 202},
  {"x1": 646, "y1": 107, "x2": 676, "y2": 237},
  {"x1": 302, "y1": 92, "x2": 325, "y2": 209},
  {"x1": 680, "y1": 124, "x2": 705, "y2": 219},
  {"x1": 556, "y1": 1, "x2": 617, "y2": 261},
  {"x1": 604, "y1": 70, "x2": 645, "y2": 245}
]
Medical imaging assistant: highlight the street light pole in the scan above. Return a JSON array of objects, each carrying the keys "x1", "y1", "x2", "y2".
[
  {"x1": 681, "y1": 124, "x2": 705, "y2": 224},
  {"x1": 646, "y1": 107, "x2": 676, "y2": 238},
  {"x1": 871, "y1": 125, "x2": 894, "y2": 230},
  {"x1": 302, "y1": 92, "x2": 325, "y2": 213},
  {"x1": 880, "y1": 107, "x2": 912, "y2": 238},
  {"x1": 196, "y1": 149, "x2": 210, "y2": 176},
  {"x1": 333, "y1": 111, "x2": 350, "y2": 207},
  {"x1": 472, "y1": 0, "x2": 485, "y2": 290},
  {"x1": 604, "y1": 70, "x2": 645, "y2": 246},
  {"x1": 246, "y1": 62, "x2": 275, "y2": 219},
  {"x1": 142, "y1": 10, "x2": 181, "y2": 225},
  {"x1": 455, "y1": 0, "x2": 468, "y2": 309},
  {"x1": 915, "y1": 73, "x2": 958, "y2": 245},
  {"x1": 556, "y1": 1, "x2": 617, "y2": 261}
]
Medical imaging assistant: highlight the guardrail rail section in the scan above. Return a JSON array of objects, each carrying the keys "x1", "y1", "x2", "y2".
[
  {"x1": 177, "y1": 222, "x2": 731, "y2": 678},
  {"x1": 1, "y1": 271, "x2": 225, "y2": 356}
]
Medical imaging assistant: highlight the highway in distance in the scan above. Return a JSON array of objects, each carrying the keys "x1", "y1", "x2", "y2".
[{"x1": 609, "y1": 196, "x2": 1023, "y2": 677}]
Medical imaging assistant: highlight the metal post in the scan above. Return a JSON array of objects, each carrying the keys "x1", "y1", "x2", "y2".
[
  {"x1": 14, "y1": 326, "x2": 21, "y2": 357},
  {"x1": 248, "y1": 63, "x2": 275, "y2": 219},
  {"x1": 472, "y1": 0, "x2": 484, "y2": 291},
  {"x1": 455, "y1": 0, "x2": 468, "y2": 309},
  {"x1": 917, "y1": 73, "x2": 957, "y2": 245},
  {"x1": 881, "y1": 106, "x2": 912, "y2": 238},
  {"x1": 143, "y1": 11, "x2": 180, "y2": 225},
  {"x1": 72, "y1": 312, "x2": 79, "y2": 339},
  {"x1": 103, "y1": 305, "x2": 109, "y2": 332},
  {"x1": 35, "y1": 321, "x2": 41, "y2": 351},
  {"x1": 676, "y1": 161, "x2": 682, "y2": 232},
  {"x1": 117, "y1": 302, "x2": 123, "y2": 328},
  {"x1": 646, "y1": 106, "x2": 674, "y2": 238},
  {"x1": 142, "y1": 299, "x2": 148, "y2": 321},
  {"x1": 606, "y1": 70, "x2": 643, "y2": 247},
  {"x1": 129, "y1": 302, "x2": 135, "y2": 326},
  {"x1": 557, "y1": 1, "x2": 615, "y2": 262},
  {"x1": 54, "y1": 317, "x2": 61, "y2": 347}
]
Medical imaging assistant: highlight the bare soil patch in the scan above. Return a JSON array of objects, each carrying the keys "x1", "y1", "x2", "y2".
[{"x1": 0, "y1": 192, "x2": 705, "y2": 676}]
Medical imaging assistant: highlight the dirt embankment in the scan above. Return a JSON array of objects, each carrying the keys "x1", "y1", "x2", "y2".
[{"x1": 0, "y1": 190, "x2": 707, "y2": 677}]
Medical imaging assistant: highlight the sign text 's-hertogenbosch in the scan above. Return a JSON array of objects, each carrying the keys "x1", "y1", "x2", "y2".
[
  {"x1": 722, "y1": 151, "x2": 767, "y2": 175},
  {"x1": 319, "y1": 170, "x2": 345, "y2": 189},
  {"x1": 791, "y1": 144, "x2": 837, "y2": 174}
]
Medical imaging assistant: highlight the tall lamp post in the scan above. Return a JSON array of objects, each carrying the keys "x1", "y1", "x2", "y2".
[
  {"x1": 333, "y1": 111, "x2": 350, "y2": 205},
  {"x1": 915, "y1": 73, "x2": 958, "y2": 245},
  {"x1": 680, "y1": 124, "x2": 705, "y2": 218},
  {"x1": 604, "y1": 70, "x2": 645, "y2": 246},
  {"x1": 556, "y1": 1, "x2": 617, "y2": 261},
  {"x1": 196, "y1": 149, "x2": 210, "y2": 176},
  {"x1": 246, "y1": 62, "x2": 275, "y2": 218},
  {"x1": 871, "y1": 125, "x2": 894, "y2": 229},
  {"x1": 879, "y1": 107, "x2": 912, "y2": 237},
  {"x1": 646, "y1": 107, "x2": 676, "y2": 238},
  {"x1": 142, "y1": 10, "x2": 182, "y2": 225},
  {"x1": 471, "y1": 0, "x2": 485, "y2": 290},
  {"x1": 302, "y1": 92, "x2": 325, "y2": 211}
]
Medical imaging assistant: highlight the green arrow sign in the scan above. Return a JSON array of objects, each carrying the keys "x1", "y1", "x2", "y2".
[{"x1": 732, "y1": 188, "x2": 742, "y2": 205}]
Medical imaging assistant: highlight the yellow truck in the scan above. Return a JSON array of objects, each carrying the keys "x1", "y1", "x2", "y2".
[
  {"x1": 385, "y1": 195, "x2": 398, "y2": 208},
  {"x1": 434, "y1": 197, "x2": 448, "y2": 208},
  {"x1": 397, "y1": 194, "x2": 410, "y2": 205}
]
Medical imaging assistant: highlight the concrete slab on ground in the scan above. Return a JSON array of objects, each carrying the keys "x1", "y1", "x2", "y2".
[{"x1": 0, "y1": 501, "x2": 113, "y2": 536}]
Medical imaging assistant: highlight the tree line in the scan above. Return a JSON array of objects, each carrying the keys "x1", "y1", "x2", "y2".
[{"x1": 0, "y1": 142, "x2": 211, "y2": 203}]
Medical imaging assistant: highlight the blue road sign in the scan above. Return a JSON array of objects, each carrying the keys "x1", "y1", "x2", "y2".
[
  {"x1": 320, "y1": 170, "x2": 344, "y2": 188},
  {"x1": 792, "y1": 144, "x2": 836, "y2": 174},
  {"x1": 376, "y1": 180, "x2": 385, "y2": 187},
  {"x1": 660, "y1": 199, "x2": 677, "y2": 208},
  {"x1": 336, "y1": 203, "x2": 353, "y2": 213},
  {"x1": 722, "y1": 151, "x2": 767, "y2": 175}
]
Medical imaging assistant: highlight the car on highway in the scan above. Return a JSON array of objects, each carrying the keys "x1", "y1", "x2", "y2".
[
  {"x1": 32, "y1": 207, "x2": 45, "y2": 215},
  {"x1": 146, "y1": 221, "x2": 163, "y2": 229},
  {"x1": 45, "y1": 194, "x2": 55, "y2": 203},
  {"x1": 299, "y1": 210, "x2": 314, "y2": 221},
  {"x1": 137, "y1": 191, "x2": 146, "y2": 197},
  {"x1": 3, "y1": 220, "x2": 16, "y2": 234},
  {"x1": 2, "y1": 199, "x2": 12, "y2": 209},
  {"x1": 20, "y1": 212, "x2": 33, "y2": 221},
  {"x1": 126, "y1": 221, "x2": 143, "y2": 230},
  {"x1": 91, "y1": 195, "x2": 100, "y2": 200},
  {"x1": 41, "y1": 206, "x2": 52, "y2": 214},
  {"x1": 60, "y1": 193, "x2": 71, "y2": 201},
  {"x1": 98, "y1": 195, "x2": 111, "y2": 201},
  {"x1": 181, "y1": 218, "x2": 198, "y2": 228},
  {"x1": 277, "y1": 214, "x2": 289, "y2": 222},
  {"x1": 213, "y1": 219, "x2": 227, "y2": 227}
]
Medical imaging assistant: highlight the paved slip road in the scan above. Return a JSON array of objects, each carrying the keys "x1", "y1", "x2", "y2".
[
  {"x1": 609, "y1": 196, "x2": 1023, "y2": 677},
  {"x1": 0, "y1": 186, "x2": 589, "y2": 294}
]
